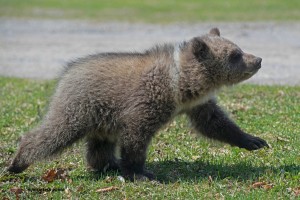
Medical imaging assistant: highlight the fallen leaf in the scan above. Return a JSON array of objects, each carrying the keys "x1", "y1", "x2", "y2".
[
  {"x1": 252, "y1": 182, "x2": 266, "y2": 188},
  {"x1": 42, "y1": 168, "x2": 70, "y2": 183},
  {"x1": 96, "y1": 186, "x2": 119, "y2": 193},
  {"x1": 10, "y1": 187, "x2": 23, "y2": 200},
  {"x1": 10, "y1": 187, "x2": 23, "y2": 194},
  {"x1": 251, "y1": 182, "x2": 273, "y2": 190},
  {"x1": 42, "y1": 169, "x2": 57, "y2": 182},
  {"x1": 262, "y1": 184, "x2": 273, "y2": 190},
  {"x1": 293, "y1": 187, "x2": 300, "y2": 196}
]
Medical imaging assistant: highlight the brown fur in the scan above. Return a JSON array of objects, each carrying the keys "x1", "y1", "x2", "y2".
[{"x1": 8, "y1": 28, "x2": 268, "y2": 181}]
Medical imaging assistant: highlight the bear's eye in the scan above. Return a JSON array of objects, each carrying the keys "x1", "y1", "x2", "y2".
[{"x1": 229, "y1": 51, "x2": 242, "y2": 63}]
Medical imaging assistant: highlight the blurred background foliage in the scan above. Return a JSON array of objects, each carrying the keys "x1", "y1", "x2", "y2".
[{"x1": 1, "y1": 0, "x2": 300, "y2": 22}]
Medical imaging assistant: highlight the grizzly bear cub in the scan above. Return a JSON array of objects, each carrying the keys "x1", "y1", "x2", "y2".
[{"x1": 8, "y1": 28, "x2": 268, "y2": 181}]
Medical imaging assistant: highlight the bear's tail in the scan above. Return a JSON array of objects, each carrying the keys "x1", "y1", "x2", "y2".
[{"x1": 7, "y1": 121, "x2": 84, "y2": 173}]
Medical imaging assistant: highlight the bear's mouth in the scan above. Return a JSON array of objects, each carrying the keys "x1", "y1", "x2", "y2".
[
  {"x1": 244, "y1": 69, "x2": 259, "y2": 76},
  {"x1": 244, "y1": 63, "x2": 261, "y2": 76},
  {"x1": 243, "y1": 67, "x2": 260, "y2": 81}
]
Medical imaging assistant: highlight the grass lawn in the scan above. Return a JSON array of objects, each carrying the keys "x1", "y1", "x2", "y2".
[
  {"x1": 1, "y1": 0, "x2": 300, "y2": 22},
  {"x1": 0, "y1": 77, "x2": 299, "y2": 199}
]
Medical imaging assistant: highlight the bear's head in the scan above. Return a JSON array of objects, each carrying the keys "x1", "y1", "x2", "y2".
[{"x1": 183, "y1": 28, "x2": 262, "y2": 86}]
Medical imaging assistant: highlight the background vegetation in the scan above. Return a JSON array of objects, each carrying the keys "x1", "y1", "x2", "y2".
[{"x1": 1, "y1": 0, "x2": 300, "y2": 22}]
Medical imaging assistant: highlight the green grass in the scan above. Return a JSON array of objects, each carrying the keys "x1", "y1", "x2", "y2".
[
  {"x1": 1, "y1": 0, "x2": 300, "y2": 22},
  {"x1": 0, "y1": 77, "x2": 300, "y2": 199}
]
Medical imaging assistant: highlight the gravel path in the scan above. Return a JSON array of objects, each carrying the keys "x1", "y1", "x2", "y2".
[{"x1": 1, "y1": 18, "x2": 300, "y2": 85}]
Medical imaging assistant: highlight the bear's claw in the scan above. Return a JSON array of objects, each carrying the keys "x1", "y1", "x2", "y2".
[{"x1": 239, "y1": 135, "x2": 269, "y2": 151}]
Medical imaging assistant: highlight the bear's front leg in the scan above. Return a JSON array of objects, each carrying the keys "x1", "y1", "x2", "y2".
[
  {"x1": 186, "y1": 99, "x2": 269, "y2": 150},
  {"x1": 119, "y1": 123, "x2": 156, "y2": 181},
  {"x1": 119, "y1": 104, "x2": 170, "y2": 181},
  {"x1": 120, "y1": 143, "x2": 155, "y2": 181}
]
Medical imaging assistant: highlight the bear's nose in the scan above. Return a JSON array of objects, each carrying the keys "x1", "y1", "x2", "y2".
[{"x1": 255, "y1": 57, "x2": 262, "y2": 67}]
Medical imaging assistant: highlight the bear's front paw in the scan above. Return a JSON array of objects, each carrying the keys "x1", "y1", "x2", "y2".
[
  {"x1": 239, "y1": 135, "x2": 269, "y2": 151},
  {"x1": 122, "y1": 169, "x2": 155, "y2": 182}
]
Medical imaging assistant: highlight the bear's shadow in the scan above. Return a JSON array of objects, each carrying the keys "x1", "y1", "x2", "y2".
[
  {"x1": 89, "y1": 160, "x2": 300, "y2": 183},
  {"x1": 146, "y1": 160, "x2": 299, "y2": 183},
  {"x1": 9, "y1": 160, "x2": 298, "y2": 184}
]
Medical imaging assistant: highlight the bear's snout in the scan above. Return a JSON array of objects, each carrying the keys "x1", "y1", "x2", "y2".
[{"x1": 254, "y1": 57, "x2": 262, "y2": 69}]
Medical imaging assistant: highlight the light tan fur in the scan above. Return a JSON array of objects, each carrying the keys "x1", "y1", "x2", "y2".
[{"x1": 8, "y1": 28, "x2": 268, "y2": 181}]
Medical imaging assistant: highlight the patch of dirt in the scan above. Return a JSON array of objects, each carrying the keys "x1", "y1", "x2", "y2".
[{"x1": 0, "y1": 18, "x2": 299, "y2": 85}]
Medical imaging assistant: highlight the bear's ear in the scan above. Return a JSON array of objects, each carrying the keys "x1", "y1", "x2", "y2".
[
  {"x1": 192, "y1": 38, "x2": 209, "y2": 60},
  {"x1": 209, "y1": 28, "x2": 220, "y2": 36}
]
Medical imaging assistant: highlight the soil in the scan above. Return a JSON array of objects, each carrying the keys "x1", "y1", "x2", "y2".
[{"x1": 1, "y1": 18, "x2": 299, "y2": 85}]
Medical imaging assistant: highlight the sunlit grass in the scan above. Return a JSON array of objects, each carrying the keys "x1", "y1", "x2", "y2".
[
  {"x1": 0, "y1": 77, "x2": 299, "y2": 199},
  {"x1": 0, "y1": 0, "x2": 300, "y2": 22}
]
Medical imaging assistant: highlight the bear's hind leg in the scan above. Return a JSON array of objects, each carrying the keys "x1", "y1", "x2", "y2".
[{"x1": 86, "y1": 135, "x2": 119, "y2": 172}]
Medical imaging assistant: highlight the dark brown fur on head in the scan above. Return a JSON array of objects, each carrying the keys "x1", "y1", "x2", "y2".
[{"x1": 184, "y1": 28, "x2": 262, "y2": 86}]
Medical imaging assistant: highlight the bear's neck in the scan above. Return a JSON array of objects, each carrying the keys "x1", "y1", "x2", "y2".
[
  {"x1": 170, "y1": 46, "x2": 221, "y2": 112},
  {"x1": 177, "y1": 69, "x2": 218, "y2": 111}
]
